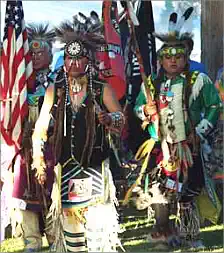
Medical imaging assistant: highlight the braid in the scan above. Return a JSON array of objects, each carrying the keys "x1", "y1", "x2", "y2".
[
  {"x1": 154, "y1": 67, "x2": 165, "y2": 99},
  {"x1": 80, "y1": 93, "x2": 96, "y2": 168},
  {"x1": 184, "y1": 63, "x2": 192, "y2": 112},
  {"x1": 80, "y1": 65, "x2": 96, "y2": 168}
]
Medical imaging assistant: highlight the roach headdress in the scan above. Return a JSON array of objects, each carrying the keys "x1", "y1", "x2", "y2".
[
  {"x1": 27, "y1": 23, "x2": 55, "y2": 53},
  {"x1": 55, "y1": 11, "x2": 105, "y2": 62}
]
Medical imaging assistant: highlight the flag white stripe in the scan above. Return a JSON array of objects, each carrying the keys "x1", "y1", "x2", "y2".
[
  {"x1": 9, "y1": 31, "x2": 16, "y2": 96},
  {"x1": 12, "y1": 114, "x2": 21, "y2": 146},
  {"x1": 25, "y1": 61, "x2": 33, "y2": 79},
  {"x1": 13, "y1": 60, "x2": 26, "y2": 92},
  {"x1": 3, "y1": 92, "x2": 11, "y2": 129},
  {"x1": 16, "y1": 33, "x2": 23, "y2": 53},
  {"x1": 19, "y1": 85, "x2": 27, "y2": 108}
]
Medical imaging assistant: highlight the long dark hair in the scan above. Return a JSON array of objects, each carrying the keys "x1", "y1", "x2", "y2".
[
  {"x1": 80, "y1": 92, "x2": 96, "y2": 168},
  {"x1": 154, "y1": 59, "x2": 190, "y2": 99},
  {"x1": 52, "y1": 71, "x2": 96, "y2": 168}
]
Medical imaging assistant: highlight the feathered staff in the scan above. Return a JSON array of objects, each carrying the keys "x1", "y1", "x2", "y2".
[
  {"x1": 120, "y1": 1, "x2": 154, "y2": 104},
  {"x1": 120, "y1": 0, "x2": 159, "y2": 205}
]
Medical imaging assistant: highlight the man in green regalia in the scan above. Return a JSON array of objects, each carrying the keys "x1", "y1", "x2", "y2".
[{"x1": 134, "y1": 7, "x2": 222, "y2": 250}]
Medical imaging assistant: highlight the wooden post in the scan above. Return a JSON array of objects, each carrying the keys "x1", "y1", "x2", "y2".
[{"x1": 201, "y1": 0, "x2": 224, "y2": 81}]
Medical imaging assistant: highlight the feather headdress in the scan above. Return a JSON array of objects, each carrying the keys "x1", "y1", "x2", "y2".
[
  {"x1": 55, "y1": 11, "x2": 105, "y2": 60},
  {"x1": 27, "y1": 23, "x2": 55, "y2": 51},
  {"x1": 73, "y1": 11, "x2": 102, "y2": 33},
  {"x1": 154, "y1": 7, "x2": 194, "y2": 47}
]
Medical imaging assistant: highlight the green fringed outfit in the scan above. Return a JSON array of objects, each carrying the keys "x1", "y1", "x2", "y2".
[{"x1": 134, "y1": 70, "x2": 222, "y2": 241}]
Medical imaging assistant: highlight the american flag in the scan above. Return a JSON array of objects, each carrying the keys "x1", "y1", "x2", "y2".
[{"x1": 0, "y1": 0, "x2": 33, "y2": 150}]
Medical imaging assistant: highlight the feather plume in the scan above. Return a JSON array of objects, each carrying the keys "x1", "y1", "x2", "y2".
[
  {"x1": 55, "y1": 21, "x2": 105, "y2": 51},
  {"x1": 71, "y1": 11, "x2": 102, "y2": 34},
  {"x1": 27, "y1": 23, "x2": 55, "y2": 48},
  {"x1": 168, "y1": 12, "x2": 178, "y2": 33},
  {"x1": 154, "y1": 7, "x2": 194, "y2": 46},
  {"x1": 175, "y1": 7, "x2": 194, "y2": 33},
  {"x1": 90, "y1": 11, "x2": 100, "y2": 24},
  {"x1": 89, "y1": 11, "x2": 102, "y2": 33},
  {"x1": 78, "y1": 12, "x2": 88, "y2": 22}
]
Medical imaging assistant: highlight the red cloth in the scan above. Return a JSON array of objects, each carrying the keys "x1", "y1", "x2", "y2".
[{"x1": 100, "y1": 0, "x2": 127, "y2": 100}]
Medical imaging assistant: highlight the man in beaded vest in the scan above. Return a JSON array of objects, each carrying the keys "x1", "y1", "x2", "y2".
[
  {"x1": 134, "y1": 7, "x2": 222, "y2": 250},
  {"x1": 11, "y1": 23, "x2": 55, "y2": 251},
  {"x1": 32, "y1": 14, "x2": 125, "y2": 253}
]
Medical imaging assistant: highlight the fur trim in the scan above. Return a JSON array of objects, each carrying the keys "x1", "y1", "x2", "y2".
[{"x1": 153, "y1": 32, "x2": 193, "y2": 46}]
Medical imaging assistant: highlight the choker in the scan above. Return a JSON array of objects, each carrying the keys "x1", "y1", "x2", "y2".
[
  {"x1": 69, "y1": 75, "x2": 88, "y2": 94},
  {"x1": 71, "y1": 80, "x2": 82, "y2": 94}
]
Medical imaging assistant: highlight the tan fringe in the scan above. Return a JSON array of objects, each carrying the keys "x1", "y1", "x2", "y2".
[{"x1": 52, "y1": 88, "x2": 65, "y2": 164}]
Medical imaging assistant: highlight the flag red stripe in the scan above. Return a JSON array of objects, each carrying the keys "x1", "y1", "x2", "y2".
[{"x1": 1, "y1": 1, "x2": 33, "y2": 150}]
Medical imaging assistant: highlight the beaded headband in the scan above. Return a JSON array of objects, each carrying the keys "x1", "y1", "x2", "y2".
[
  {"x1": 27, "y1": 23, "x2": 55, "y2": 53},
  {"x1": 158, "y1": 46, "x2": 187, "y2": 58}
]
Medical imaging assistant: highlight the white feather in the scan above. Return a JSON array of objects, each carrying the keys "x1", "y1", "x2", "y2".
[
  {"x1": 190, "y1": 73, "x2": 206, "y2": 102},
  {"x1": 169, "y1": 22, "x2": 176, "y2": 33},
  {"x1": 175, "y1": 16, "x2": 185, "y2": 33},
  {"x1": 141, "y1": 82, "x2": 148, "y2": 100}
]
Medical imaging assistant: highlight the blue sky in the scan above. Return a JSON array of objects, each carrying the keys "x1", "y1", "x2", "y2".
[
  {"x1": 1, "y1": 1, "x2": 201, "y2": 60},
  {"x1": 1, "y1": 1, "x2": 165, "y2": 30},
  {"x1": 1, "y1": 1, "x2": 102, "y2": 29}
]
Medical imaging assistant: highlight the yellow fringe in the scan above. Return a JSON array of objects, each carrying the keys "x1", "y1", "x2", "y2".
[
  {"x1": 123, "y1": 139, "x2": 156, "y2": 206},
  {"x1": 63, "y1": 207, "x2": 88, "y2": 224},
  {"x1": 28, "y1": 105, "x2": 39, "y2": 125}
]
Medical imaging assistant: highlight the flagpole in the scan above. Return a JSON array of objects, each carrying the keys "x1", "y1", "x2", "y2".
[
  {"x1": 123, "y1": 0, "x2": 154, "y2": 106},
  {"x1": 121, "y1": 0, "x2": 160, "y2": 205}
]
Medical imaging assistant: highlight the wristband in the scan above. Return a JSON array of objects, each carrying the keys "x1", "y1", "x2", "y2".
[{"x1": 108, "y1": 111, "x2": 125, "y2": 130}]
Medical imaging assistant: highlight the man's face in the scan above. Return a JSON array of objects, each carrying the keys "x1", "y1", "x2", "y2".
[
  {"x1": 31, "y1": 47, "x2": 51, "y2": 71},
  {"x1": 64, "y1": 56, "x2": 89, "y2": 78},
  {"x1": 161, "y1": 53, "x2": 187, "y2": 77}
]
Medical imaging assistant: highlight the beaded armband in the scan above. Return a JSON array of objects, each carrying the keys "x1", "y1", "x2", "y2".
[{"x1": 108, "y1": 111, "x2": 125, "y2": 132}]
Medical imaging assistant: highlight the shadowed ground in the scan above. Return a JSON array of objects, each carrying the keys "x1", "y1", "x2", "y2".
[{"x1": 1, "y1": 205, "x2": 223, "y2": 252}]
